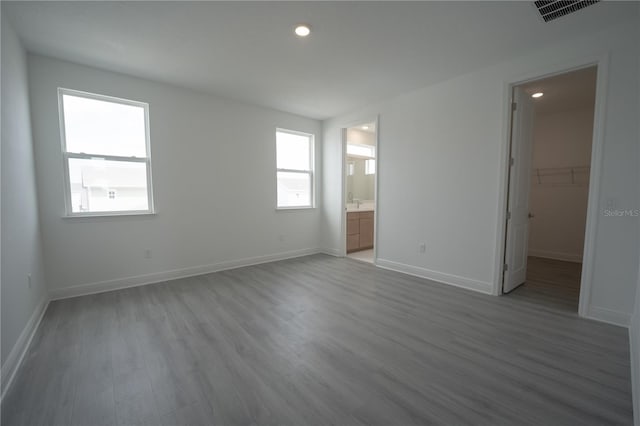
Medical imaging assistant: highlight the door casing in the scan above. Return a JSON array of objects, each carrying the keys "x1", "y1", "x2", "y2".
[
  {"x1": 340, "y1": 116, "x2": 380, "y2": 261},
  {"x1": 496, "y1": 54, "x2": 609, "y2": 322}
]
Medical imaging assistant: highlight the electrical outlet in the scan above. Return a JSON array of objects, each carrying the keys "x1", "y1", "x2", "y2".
[
  {"x1": 419, "y1": 243, "x2": 426, "y2": 253},
  {"x1": 27, "y1": 273, "x2": 32, "y2": 288},
  {"x1": 144, "y1": 249, "x2": 152, "y2": 259}
]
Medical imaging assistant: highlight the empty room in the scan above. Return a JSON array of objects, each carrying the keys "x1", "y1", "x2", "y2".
[{"x1": 1, "y1": 2, "x2": 639, "y2": 425}]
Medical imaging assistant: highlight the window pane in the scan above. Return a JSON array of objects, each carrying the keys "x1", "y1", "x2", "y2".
[
  {"x1": 365, "y1": 159, "x2": 376, "y2": 175},
  {"x1": 276, "y1": 131, "x2": 310, "y2": 171},
  {"x1": 63, "y1": 94, "x2": 147, "y2": 157},
  {"x1": 68, "y1": 158, "x2": 149, "y2": 213},
  {"x1": 277, "y1": 171, "x2": 311, "y2": 207},
  {"x1": 346, "y1": 144, "x2": 375, "y2": 159}
]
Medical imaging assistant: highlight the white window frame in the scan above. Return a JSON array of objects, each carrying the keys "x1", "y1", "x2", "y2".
[
  {"x1": 58, "y1": 88, "x2": 155, "y2": 217},
  {"x1": 275, "y1": 128, "x2": 315, "y2": 210}
]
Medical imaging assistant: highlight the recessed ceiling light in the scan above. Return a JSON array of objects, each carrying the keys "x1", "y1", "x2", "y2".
[
  {"x1": 362, "y1": 125, "x2": 369, "y2": 130},
  {"x1": 294, "y1": 25, "x2": 311, "y2": 37},
  {"x1": 531, "y1": 92, "x2": 544, "y2": 98}
]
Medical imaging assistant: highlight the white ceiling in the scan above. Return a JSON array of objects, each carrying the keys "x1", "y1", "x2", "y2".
[
  {"x1": 521, "y1": 66, "x2": 597, "y2": 115},
  {"x1": 3, "y1": 1, "x2": 637, "y2": 120}
]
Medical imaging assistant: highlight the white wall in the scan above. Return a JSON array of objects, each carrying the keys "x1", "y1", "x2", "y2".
[
  {"x1": 528, "y1": 106, "x2": 594, "y2": 262},
  {"x1": 1, "y1": 15, "x2": 48, "y2": 388},
  {"x1": 28, "y1": 55, "x2": 322, "y2": 296},
  {"x1": 322, "y1": 20, "x2": 639, "y2": 323}
]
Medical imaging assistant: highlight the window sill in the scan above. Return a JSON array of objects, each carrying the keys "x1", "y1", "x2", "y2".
[
  {"x1": 63, "y1": 210, "x2": 157, "y2": 219},
  {"x1": 276, "y1": 206, "x2": 316, "y2": 212}
]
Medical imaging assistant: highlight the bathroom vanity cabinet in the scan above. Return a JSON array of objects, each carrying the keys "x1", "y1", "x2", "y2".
[{"x1": 347, "y1": 211, "x2": 374, "y2": 253}]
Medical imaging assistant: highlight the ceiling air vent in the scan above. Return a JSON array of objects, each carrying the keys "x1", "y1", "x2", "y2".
[{"x1": 534, "y1": 0, "x2": 600, "y2": 22}]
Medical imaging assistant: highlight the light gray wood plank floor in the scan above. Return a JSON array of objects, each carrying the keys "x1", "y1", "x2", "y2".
[
  {"x1": 1, "y1": 254, "x2": 633, "y2": 425},
  {"x1": 509, "y1": 256, "x2": 582, "y2": 313}
]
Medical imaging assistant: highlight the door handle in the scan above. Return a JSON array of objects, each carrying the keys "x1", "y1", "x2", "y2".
[{"x1": 528, "y1": 213, "x2": 535, "y2": 219}]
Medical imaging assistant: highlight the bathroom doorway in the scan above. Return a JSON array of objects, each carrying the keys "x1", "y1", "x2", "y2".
[{"x1": 343, "y1": 120, "x2": 378, "y2": 264}]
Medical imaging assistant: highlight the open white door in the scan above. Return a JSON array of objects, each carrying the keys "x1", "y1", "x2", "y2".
[{"x1": 503, "y1": 87, "x2": 535, "y2": 293}]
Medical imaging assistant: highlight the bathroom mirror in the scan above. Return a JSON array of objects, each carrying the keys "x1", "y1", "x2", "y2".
[{"x1": 346, "y1": 142, "x2": 375, "y2": 204}]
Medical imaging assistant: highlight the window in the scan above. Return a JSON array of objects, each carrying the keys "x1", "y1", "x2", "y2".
[
  {"x1": 346, "y1": 143, "x2": 375, "y2": 158},
  {"x1": 276, "y1": 129, "x2": 314, "y2": 209},
  {"x1": 58, "y1": 88, "x2": 154, "y2": 216},
  {"x1": 365, "y1": 159, "x2": 376, "y2": 175}
]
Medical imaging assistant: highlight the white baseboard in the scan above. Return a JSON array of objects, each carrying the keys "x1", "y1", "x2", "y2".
[
  {"x1": 376, "y1": 258, "x2": 493, "y2": 295},
  {"x1": 319, "y1": 248, "x2": 343, "y2": 257},
  {"x1": 528, "y1": 249, "x2": 583, "y2": 263},
  {"x1": 49, "y1": 248, "x2": 322, "y2": 300},
  {"x1": 1, "y1": 297, "x2": 49, "y2": 402},
  {"x1": 585, "y1": 306, "x2": 631, "y2": 327}
]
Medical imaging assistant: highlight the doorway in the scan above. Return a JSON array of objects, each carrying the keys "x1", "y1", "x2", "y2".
[
  {"x1": 343, "y1": 120, "x2": 378, "y2": 264},
  {"x1": 502, "y1": 66, "x2": 598, "y2": 313}
]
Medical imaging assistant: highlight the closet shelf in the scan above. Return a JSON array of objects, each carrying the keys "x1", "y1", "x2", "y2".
[{"x1": 532, "y1": 165, "x2": 590, "y2": 186}]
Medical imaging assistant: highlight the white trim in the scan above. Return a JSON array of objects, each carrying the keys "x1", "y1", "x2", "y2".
[
  {"x1": 493, "y1": 78, "x2": 512, "y2": 296},
  {"x1": 341, "y1": 127, "x2": 347, "y2": 257},
  {"x1": 372, "y1": 116, "x2": 380, "y2": 265},
  {"x1": 578, "y1": 55, "x2": 609, "y2": 319},
  {"x1": 528, "y1": 249, "x2": 583, "y2": 263},
  {"x1": 64, "y1": 152, "x2": 149, "y2": 163},
  {"x1": 319, "y1": 248, "x2": 343, "y2": 257},
  {"x1": 340, "y1": 116, "x2": 380, "y2": 262},
  {"x1": 275, "y1": 206, "x2": 315, "y2": 212},
  {"x1": 63, "y1": 210, "x2": 157, "y2": 219},
  {"x1": 633, "y1": 37, "x2": 640, "y2": 423},
  {"x1": 495, "y1": 53, "x2": 610, "y2": 321},
  {"x1": 376, "y1": 258, "x2": 494, "y2": 295},
  {"x1": 58, "y1": 87, "x2": 149, "y2": 108},
  {"x1": 632, "y1": 257, "x2": 640, "y2": 425},
  {"x1": 1, "y1": 297, "x2": 49, "y2": 402},
  {"x1": 584, "y1": 306, "x2": 631, "y2": 328},
  {"x1": 631, "y1": 315, "x2": 640, "y2": 426},
  {"x1": 49, "y1": 248, "x2": 321, "y2": 300},
  {"x1": 57, "y1": 87, "x2": 155, "y2": 217},
  {"x1": 275, "y1": 128, "x2": 315, "y2": 209}
]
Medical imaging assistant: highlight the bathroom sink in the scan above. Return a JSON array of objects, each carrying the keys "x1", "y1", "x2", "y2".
[{"x1": 346, "y1": 204, "x2": 375, "y2": 212}]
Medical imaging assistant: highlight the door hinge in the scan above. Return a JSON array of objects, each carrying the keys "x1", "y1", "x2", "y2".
[
  {"x1": 511, "y1": 102, "x2": 517, "y2": 111},
  {"x1": 510, "y1": 157, "x2": 515, "y2": 167},
  {"x1": 506, "y1": 211, "x2": 511, "y2": 220},
  {"x1": 503, "y1": 263, "x2": 509, "y2": 272}
]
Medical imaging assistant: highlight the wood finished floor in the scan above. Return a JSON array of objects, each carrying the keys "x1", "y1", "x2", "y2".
[
  {"x1": 510, "y1": 256, "x2": 582, "y2": 313},
  {"x1": 1, "y1": 254, "x2": 632, "y2": 425}
]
